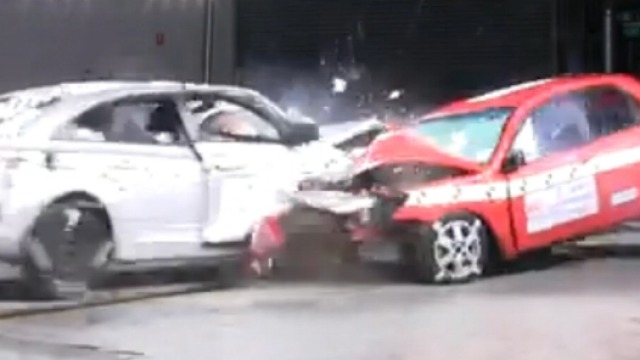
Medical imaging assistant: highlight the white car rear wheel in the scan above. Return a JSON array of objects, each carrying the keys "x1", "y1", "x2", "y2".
[{"x1": 22, "y1": 201, "x2": 112, "y2": 301}]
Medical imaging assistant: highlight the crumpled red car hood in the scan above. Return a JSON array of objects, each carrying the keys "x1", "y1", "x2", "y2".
[{"x1": 353, "y1": 130, "x2": 483, "y2": 174}]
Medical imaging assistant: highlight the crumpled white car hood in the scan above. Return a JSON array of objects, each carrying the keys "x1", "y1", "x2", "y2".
[
  {"x1": 268, "y1": 117, "x2": 387, "y2": 215},
  {"x1": 292, "y1": 141, "x2": 354, "y2": 180},
  {"x1": 283, "y1": 190, "x2": 377, "y2": 214},
  {"x1": 293, "y1": 117, "x2": 386, "y2": 181}
]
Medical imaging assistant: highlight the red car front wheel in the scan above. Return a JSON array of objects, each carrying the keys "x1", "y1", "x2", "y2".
[{"x1": 404, "y1": 213, "x2": 492, "y2": 284}]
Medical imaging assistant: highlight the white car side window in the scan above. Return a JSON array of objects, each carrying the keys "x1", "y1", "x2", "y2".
[
  {"x1": 186, "y1": 98, "x2": 280, "y2": 142},
  {"x1": 54, "y1": 100, "x2": 187, "y2": 145},
  {"x1": 53, "y1": 106, "x2": 111, "y2": 142}
]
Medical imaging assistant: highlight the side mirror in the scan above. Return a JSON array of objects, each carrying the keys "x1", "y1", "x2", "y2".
[
  {"x1": 502, "y1": 150, "x2": 526, "y2": 174},
  {"x1": 283, "y1": 120, "x2": 320, "y2": 146}
]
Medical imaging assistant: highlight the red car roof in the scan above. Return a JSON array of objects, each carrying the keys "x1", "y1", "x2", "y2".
[{"x1": 425, "y1": 74, "x2": 638, "y2": 118}]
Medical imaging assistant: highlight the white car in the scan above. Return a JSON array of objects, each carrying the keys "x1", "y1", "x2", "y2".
[{"x1": 0, "y1": 80, "x2": 385, "y2": 300}]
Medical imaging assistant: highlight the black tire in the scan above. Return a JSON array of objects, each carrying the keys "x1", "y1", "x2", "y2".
[
  {"x1": 404, "y1": 213, "x2": 491, "y2": 284},
  {"x1": 510, "y1": 246, "x2": 556, "y2": 272},
  {"x1": 22, "y1": 201, "x2": 113, "y2": 301},
  {"x1": 216, "y1": 259, "x2": 248, "y2": 289},
  {"x1": 399, "y1": 241, "x2": 418, "y2": 277}
]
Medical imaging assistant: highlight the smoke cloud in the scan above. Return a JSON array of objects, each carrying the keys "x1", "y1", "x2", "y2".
[{"x1": 238, "y1": 62, "x2": 435, "y2": 125}]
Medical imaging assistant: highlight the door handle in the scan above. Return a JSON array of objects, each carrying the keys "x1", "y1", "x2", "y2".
[
  {"x1": 215, "y1": 163, "x2": 244, "y2": 171},
  {"x1": 208, "y1": 158, "x2": 245, "y2": 172},
  {"x1": 113, "y1": 160, "x2": 135, "y2": 170},
  {"x1": 44, "y1": 152, "x2": 56, "y2": 170}
]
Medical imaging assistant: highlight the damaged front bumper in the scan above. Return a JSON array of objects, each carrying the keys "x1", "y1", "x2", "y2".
[
  {"x1": 249, "y1": 189, "x2": 407, "y2": 276},
  {"x1": 286, "y1": 190, "x2": 378, "y2": 215}
]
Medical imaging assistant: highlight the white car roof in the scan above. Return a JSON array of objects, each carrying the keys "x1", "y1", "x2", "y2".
[
  {"x1": 0, "y1": 80, "x2": 261, "y2": 104},
  {"x1": 0, "y1": 80, "x2": 277, "y2": 138}
]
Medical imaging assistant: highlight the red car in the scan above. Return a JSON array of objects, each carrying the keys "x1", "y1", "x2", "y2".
[{"x1": 250, "y1": 74, "x2": 640, "y2": 284}]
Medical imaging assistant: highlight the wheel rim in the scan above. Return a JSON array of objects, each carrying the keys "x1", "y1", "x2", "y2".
[
  {"x1": 250, "y1": 257, "x2": 275, "y2": 277},
  {"x1": 432, "y1": 219, "x2": 483, "y2": 281},
  {"x1": 31, "y1": 208, "x2": 105, "y2": 284}
]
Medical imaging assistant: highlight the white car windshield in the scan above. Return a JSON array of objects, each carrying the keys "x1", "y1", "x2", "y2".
[{"x1": 410, "y1": 107, "x2": 514, "y2": 163}]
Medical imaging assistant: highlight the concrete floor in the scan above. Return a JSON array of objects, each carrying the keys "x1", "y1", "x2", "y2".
[{"x1": 0, "y1": 236, "x2": 638, "y2": 360}]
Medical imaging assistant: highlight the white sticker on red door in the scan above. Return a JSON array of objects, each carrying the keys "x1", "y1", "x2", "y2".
[
  {"x1": 611, "y1": 187, "x2": 638, "y2": 207},
  {"x1": 525, "y1": 175, "x2": 599, "y2": 233}
]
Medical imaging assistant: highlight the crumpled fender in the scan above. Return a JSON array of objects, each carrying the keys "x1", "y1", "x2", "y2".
[
  {"x1": 249, "y1": 212, "x2": 287, "y2": 260},
  {"x1": 284, "y1": 190, "x2": 377, "y2": 214},
  {"x1": 248, "y1": 190, "x2": 377, "y2": 271}
]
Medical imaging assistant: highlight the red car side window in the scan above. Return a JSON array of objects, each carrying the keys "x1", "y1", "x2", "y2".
[
  {"x1": 512, "y1": 93, "x2": 591, "y2": 163},
  {"x1": 583, "y1": 86, "x2": 640, "y2": 138}
]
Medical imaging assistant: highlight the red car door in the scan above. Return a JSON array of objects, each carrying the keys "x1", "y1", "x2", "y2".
[
  {"x1": 578, "y1": 86, "x2": 640, "y2": 228},
  {"x1": 506, "y1": 92, "x2": 604, "y2": 252}
]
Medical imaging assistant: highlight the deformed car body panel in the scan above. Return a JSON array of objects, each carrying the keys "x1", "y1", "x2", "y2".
[
  {"x1": 284, "y1": 190, "x2": 377, "y2": 215},
  {"x1": 0, "y1": 80, "x2": 389, "y2": 271},
  {"x1": 351, "y1": 130, "x2": 483, "y2": 175},
  {"x1": 251, "y1": 74, "x2": 640, "y2": 277}
]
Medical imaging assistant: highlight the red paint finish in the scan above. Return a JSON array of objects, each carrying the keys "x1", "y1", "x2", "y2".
[
  {"x1": 395, "y1": 74, "x2": 640, "y2": 259},
  {"x1": 251, "y1": 73, "x2": 640, "y2": 264},
  {"x1": 392, "y1": 171, "x2": 516, "y2": 257},
  {"x1": 249, "y1": 213, "x2": 286, "y2": 259},
  {"x1": 353, "y1": 131, "x2": 482, "y2": 175},
  {"x1": 393, "y1": 74, "x2": 640, "y2": 257},
  {"x1": 586, "y1": 127, "x2": 640, "y2": 227}
]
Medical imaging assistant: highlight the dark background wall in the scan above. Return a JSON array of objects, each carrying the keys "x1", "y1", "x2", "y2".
[
  {"x1": 0, "y1": 0, "x2": 237, "y2": 93},
  {"x1": 236, "y1": 0, "x2": 555, "y2": 115}
]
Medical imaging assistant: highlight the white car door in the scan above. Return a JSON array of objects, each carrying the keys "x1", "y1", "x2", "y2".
[
  {"x1": 179, "y1": 94, "x2": 304, "y2": 244},
  {"x1": 196, "y1": 141, "x2": 296, "y2": 244},
  {"x1": 50, "y1": 97, "x2": 207, "y2": 260}
]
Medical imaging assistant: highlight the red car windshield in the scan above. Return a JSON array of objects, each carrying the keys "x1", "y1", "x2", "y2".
[{"x1": 409, "y1": 107, "x2": 515, "y2": 163}]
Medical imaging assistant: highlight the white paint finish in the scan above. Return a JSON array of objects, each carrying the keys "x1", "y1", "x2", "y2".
[
  {"x1": 611, "y1": 187, "x2": 638, "y2": 207},
  {"x1": 197, "y1": 141, "x2": 298, "y2": 243},
  {"x1": 199, "y1": 118, "x2": 384, "y2": 243},
  {"x1": 525, "y1": 176, "x2": 599, "y2": 233},
  {"x1": 293, "y1": 142, "x2": 356, "y2": 180},
  {"x1": 317, "y1": 118, "x2": 386, "y2": 154},
  {"x1": 288, "y1": 191, "x2": 377, "y2": 215},
  {"x1": 2, "y1": 142, "x2": 206, "y2": 261},
  {"x1": 0, "y1": 0, "x2": 237, "y2": 93},
  {"x1": 197, "y1": 116, "x2": 386, "y2": 242},
  {"x1": 0, "y1": 150, "x2": 54, "y2": 259},
  {"x1": 73, "y1": 148, "x2": 203, "y2": 245}
]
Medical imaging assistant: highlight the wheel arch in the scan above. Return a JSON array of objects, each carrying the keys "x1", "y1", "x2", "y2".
[
  {"x1": 47, "y1": 190, "x2": 114, "y2": 238},
  {"x1": 20, "y1": 190, "x2": 116, "y2": 300},
  {"x1": 396, "y1": 208, "x2": 508, "y2": 262},
  {"x1": 395, "y1": 204, "x2": 516, "y2": 260},
  {"x1": 445, "y1": 210, "x2": 506, "y2": 262}
]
